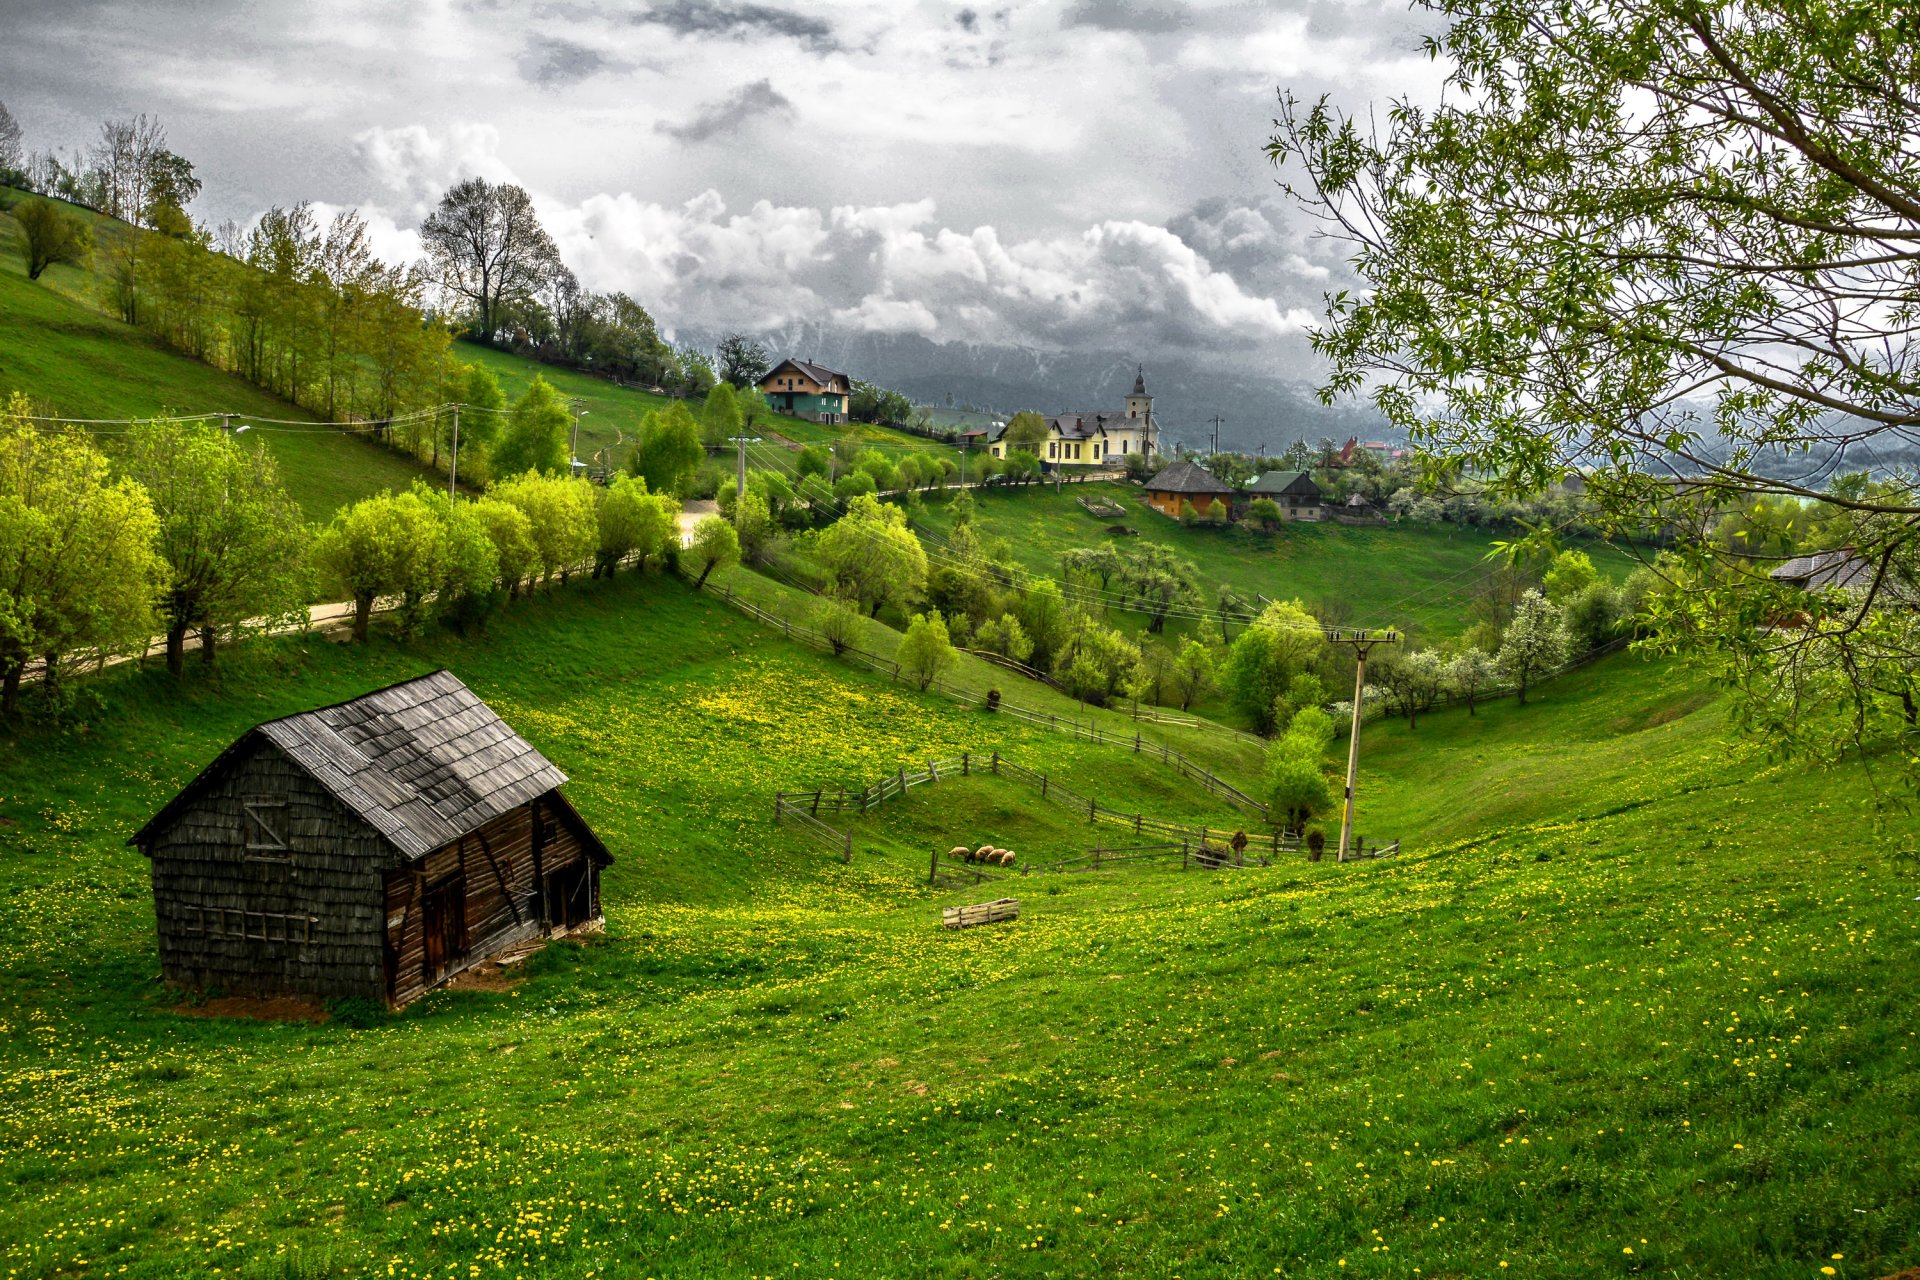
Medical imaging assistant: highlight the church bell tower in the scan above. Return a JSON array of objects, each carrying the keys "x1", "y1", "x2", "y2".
[{"x1": 1125, "y1": 365, "x2": 1157, "y2": 456}]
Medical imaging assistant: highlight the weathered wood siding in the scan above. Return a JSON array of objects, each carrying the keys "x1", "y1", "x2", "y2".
[
  {"x1": 146, "y1": 740, "x2": 389, "y2": 1001},
  {"x1": 383, "y1": 796, "x2": 601, "y2": 1006}
]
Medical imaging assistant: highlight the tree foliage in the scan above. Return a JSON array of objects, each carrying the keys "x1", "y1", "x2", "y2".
[
  {"x1": 13, "y1": 198, "x2": 91, "y2": 280},
  {"x1": 493, "y1": 375, "x2": 572, "y2": 478},
  {"x1": 715, "y1": 334, "x2": 770, "y2": 388},
  {"x1": 898, "y1": 609, "x2": 958, "y2": 691},
  {"x1": 490, "y1": 470, "x2": 597, "y2": 584},
  {"x1": 1497, "y1": 589, "x2": 1571, "y2": 706},
  {"x1": 1220, "y1": 598, "x2": 1328, "y2": 733},
  {"x1": 686, "y1": 515, "x2": 740, "y2": 588},
  {"x1": 595, "y1": 474, "x2": 678, "y2": 576},
  {"x1": 815, "y1": 494, "x2": 927, "y2": 617},
  {"x1": 1269, "y1": 0, "x2": 1920, "y2": 775},
  {"x1": 419, "y1": 178, "x2": 561, "y2": 342}
]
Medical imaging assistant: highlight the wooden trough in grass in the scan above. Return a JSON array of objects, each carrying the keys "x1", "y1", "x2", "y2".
[{"x1": 942, "y1": 898, "x2": 1020, "y2": 930}]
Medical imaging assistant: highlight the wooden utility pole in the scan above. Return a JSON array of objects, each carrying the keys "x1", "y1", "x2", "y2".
[
  {"x1": 447, "y1": 404, "x2": 460, "y2": 496},
  {"x1": 1326, "y1": 627, "x2": 1399, "y2": 862},
  {"x1": 1208, "y1": 414, "x2": 1226, "y2": 454},
  {"x1": 730, "y1": 434, "x2": 762, "y2": 499}
]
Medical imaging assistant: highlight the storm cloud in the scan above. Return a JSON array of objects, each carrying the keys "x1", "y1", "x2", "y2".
[{"x1": 655, "y1": 80, "x2": 796, "y2": 143}]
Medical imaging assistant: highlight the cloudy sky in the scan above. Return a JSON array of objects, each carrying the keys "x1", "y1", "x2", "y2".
[{"x1": 1, "y1": 0, "x2": 1442, "y2": 366}]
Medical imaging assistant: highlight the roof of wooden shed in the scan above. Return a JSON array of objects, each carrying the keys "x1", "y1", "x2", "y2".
[{"x1": 130, "y1": 670, "x2": 580, "y2": 861}]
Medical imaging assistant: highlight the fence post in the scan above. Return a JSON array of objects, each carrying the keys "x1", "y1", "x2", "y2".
[
  {"x1": 962, "y1": 751, "x2": 970, "y2": 776},
  {"x1": 844, "y1": 831, "x2": 852, "y2": 864},
  {"x1": 898, "y1": 767, "x2": 907, "y2": 797},
  {"x1": 1041, "y1": 776, "x2": 1049, "y2": 799},
  {"x1": 928, "y1": 845, "x2": 939, "y2": 885},
  {"x1": 812, "y1": 789, "x2": 821, "y2": 816},
  {"x1": 992, "y1": 751, "x2": 1000, "y2": 773},
  {"x1": 1135, "y1": 813, "x2": 1142, "y2": 835},
  {"x1": 1089, "y1": 795, "x2": 1096, "y2": 821},
  {"x1": 929, "y1": 758, "x2": 939, "y2": 783},
  {"x1": 1182, "y1": 839, "x2": 1189, "y2": 870},
  {"x1": 1134, "y1": 733, "x2": 1141, "y2": 752}
]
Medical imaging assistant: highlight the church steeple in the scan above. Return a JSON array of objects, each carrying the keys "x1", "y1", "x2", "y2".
[
  {"x1": 1124, "y1": 365, "x2": 1158, "y2": 457},
  {"x1": 1131, "y1": 365, "x2": 1148, "y2": 397}
]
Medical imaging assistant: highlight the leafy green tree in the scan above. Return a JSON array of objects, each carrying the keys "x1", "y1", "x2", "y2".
[
  {"x1": 117, "y1": 420, "x2": 309, "y2": 674},
  {"x1": 1247, "y1": 497, "x2": 1282, "y2": 531},
  {"x1": 443, "y1": 362, "x2": 506, "y2": 476},
  {"x1": 1017, "y1": 577, "x2": 1069, "y2": 670},
  {"x1": 854, "y1": 449, "x2": 897, "y2": 493},
  {"x1": 1172, "y1": 638, "x2": 1216, "y2": 710},
  {"x1": 833, "y1": 471, "x2": 878, "y2": 502},
  {"x1": 419, "y1": 178, "x2": 561, "y2": 341},
  {"x1": 1542, "y1": 550, "x2": 1598, "y2": 603},
  {"x1": 490, "y1": 470, "x2": 597, "y2": 585},
  {"x1": 1496, "y1": 589, "x2": 1570, "y2": 706},
  {"x1": 701, "y1": 382, "x2": 742, "y2": 447},
  {"x1": 1052, "y1": 616, "x2": 1144, "y2": 706},
  {"x1": 628, "y1": 403, "x2": 705, "y2": 497},
  {"x1": 1118, "y1": 543, "x2": 1201, "y2": 634},
  {"x1": 813, "y1": 595, "x2": 863, "y2": 657},
  {"x1": 1372, "y1": 647, "x2": 1448, "y2": 729},
  {"x1": 13, "y1": 198, "x2": 91, "y2": 280},
  {"x1": 472, "y1": 496, "x2": 538, "y2": 597},
  {"x1": 1271, "y1": 671, "x2": 1327, "y2": 735},
  {"x1": 1263, "y1": 714, "x2": 1336, "y2": 832},
  {"x1": 1444, "y1": 646, "x2": 1496, "y2": 717},
  {"x1": 595, "y1": 473, "x2": 678, "y2": 576},
  {"x1": 1565, "y1": 579, "x2": 1626, "y2": 651},
  {"x1": 1220, "y1": 598, "x2": 1329, "y2": 733},
  {"x1": 686, "y1": 514, "x2": 740, "y2": 588},
  {"x1": 1003, "y1": 410, "x2": 1050, "y2": 455},
  {"x1": 0, "y1": 401, "x2": 164, "y2": 711},
  {"x1": 815, "y1": 493, "x2": 927, "y2": 617},
  {"x1": 409, "y1": 484, "x2": 502, "y2": 632},
  {"x1": 493, "y1": 375, "x2": 571, "y2": 477},
  {"x1": 795, "y1": 445, "x2": 831, "y2": 480},
  {"x1": 898, "y1": 609, "x2": 957, "y2": 691},
  {"x1": 312, "y1": 491, "x2": 446, "y2": 642},
  {"x1": 715, "y1": 334, "x2": 769, "y2": 388},
  {"x1": 1269, "y1": 0, "x2": 1920, "y2": 771},
  {"x1": 973, "y1": 613, "x2": 1034, "y2": 665},
  {"x1": 733, "y1": 491, "x2": 776, "y2": 565}
]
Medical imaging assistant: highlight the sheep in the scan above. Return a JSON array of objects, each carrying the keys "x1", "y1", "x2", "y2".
[
  {"x1": 948, "y1": 845, "x2": 971, "y2": 862},
  {"x1": 975, "y1": 844, "x2": 996, "y2": 862},
  {"x1": 997, "y1": 850, "x2": 1016, "y2": 867}
]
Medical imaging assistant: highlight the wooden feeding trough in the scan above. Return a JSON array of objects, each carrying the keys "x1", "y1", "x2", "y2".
[{"x1": 942, "y1": 898, "x2": 1020, "y2": 930}]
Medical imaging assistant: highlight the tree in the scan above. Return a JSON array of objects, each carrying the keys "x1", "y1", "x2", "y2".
[
  {"x1": 472, "y1": 496, "x2": 538, "y2": 597},
  {"x1": 490, "y1": 470, "x2": 597, "y2": 584},
  {"x1": 88, "y1": 114, "x2": 166, "y2": 225},
  {"x1": 1220, "y1": 598, "x2": 1328, "y2": 733},
  {"x1": 1269, "y1": 0, "x2": 1920, "y2": 774},
  {"x1": 898, "y1": 609, "x2": 957, "y2": 691},
  {"x1": 1053, "y1": 616, "x2": 1144, "y2": 705},
  {"x1": 1565, "y1": 579, "x2": 1626, "y2": 651},
  {"x1": 1172, "y1": 638, "x2": 1216, "y2": 710},
  {"x1": 419, "y1": 178, "x2": 561, "y2": 342},
  {"x1": 701, "y1": 382, "x2": 742, "y2": 447},
  {"x1": 116, "y1": 421, "x2": 309, "y2": 674},
  {"x1": 815, "y1": 493, "x2": 927, "y2": 616},
  {"x1": 1542, "y1": 550, "x2": 1598, "y2": 604},
  {"x1": 1496, "y1": 589, "x2": 1570, "y2": 706},
  {"x1": 1247, "y1": 497, "x2": 1283, "y2": 531},
  {"x1": 733, "y1": 490, "x2": 776, "y2": 564},
  {"x1": 1017, "y1": 577, "x2": 1069, "y2": 670},
  {"x1": 443, "y1": 362, "x2": 506, "y2": 477},
  {"x1": 629, "y1": 403, "x2": 705, "y2": 496},
  {"x1": 1263, "y1": 707, "x2": 1338, "y2": 831},
  {"x1": 493, "y1": 375, "x2": 571, "y2": 477},
  {"x1": 408, "y1": 484, "x2": 503, "y2": 632},
  {"x1": 0, "y1": 399, "x2": 164, "y2": 712},
  {"x1": 1003, "y1": 411, "x2": 1051, "y2": 456},
  {"x1": 1117, "y1": 543, "x2": 1201, "y2": 634},
  {"x1": 311, "y1": 491, "x2": 446, "y2": 642},
  {"x1": 814, "y1": 595, "x2": 863, "y2": 656},
  {"x1": 0, "y1": 101, "x2": 22, "y2": 174},
  {"x1": 595, "y1": 473, "x2": 678, "y2": 576},
  {"x1": 715, "y1": 333, "x2": 769, "y2": 388},
  {"x1": 685, "y1": 514, "x2": 740, "y2": 588},
  {"x1": 1372, "y1": 647, "x2": 1447, "y2": 729},
  {"x1": 12, "y1": 198, "x2": 91, "y2": 280},
  {"x1": 1444, "y1": 647, "x2": 1497, "y2": 716},
  {"x1": 973, "y1": 613, "x2": 1034, "y2": 665}
]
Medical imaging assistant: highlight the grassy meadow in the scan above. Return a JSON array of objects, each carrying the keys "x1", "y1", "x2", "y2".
[
  {"x1": 0, "y1": 568, "x2": 1914, "y2": 1279},
  {"x1": 914, "y1": 481, "x2": 1638, "y2": 645}
]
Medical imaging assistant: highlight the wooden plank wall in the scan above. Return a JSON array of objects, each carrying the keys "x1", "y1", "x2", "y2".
[{"x1": 147, "y1": 743, "x2": 388, "y2": 1001}]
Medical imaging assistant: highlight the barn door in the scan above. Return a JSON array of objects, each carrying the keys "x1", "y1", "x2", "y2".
[
  {"x1": 421, "y1": 876, "x2": 467, "y2": 981},
  {"x1": 544, "y1": 864, "x2": 589, "y2": 930}
]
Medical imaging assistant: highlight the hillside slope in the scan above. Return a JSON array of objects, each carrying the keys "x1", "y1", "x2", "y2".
[
  {"x1": 0, "y1": 205, "x2": 437, "y2": 521},
  {"x1": 0, "y1": 572, "x2": 1913, "y2": 1278}
]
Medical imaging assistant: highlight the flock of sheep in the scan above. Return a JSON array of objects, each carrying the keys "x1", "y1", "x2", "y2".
[{"x1": 950, "y1": 844, "x2": 1017, "y2": 868}]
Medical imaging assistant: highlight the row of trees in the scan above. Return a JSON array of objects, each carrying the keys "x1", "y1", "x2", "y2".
[{"x1": 0, "y1": 395, "x2": 736, "y2": 719}]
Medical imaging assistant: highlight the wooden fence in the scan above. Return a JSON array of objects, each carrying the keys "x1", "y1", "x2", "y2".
[
  {"x1": 772, "y1": 792, "x2": 853, "y2": 863},
  {"x1": 710, "y1": 582, "x2": 1269, "y2": 817}
]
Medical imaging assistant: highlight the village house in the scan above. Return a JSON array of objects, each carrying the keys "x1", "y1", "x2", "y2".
[
  {"x1": 130, "y1": 670, "x2": 611, "y2": 1008},
  {"x1": 1241, "y1": 469, "x2": 1323, "y2": 522},
  {"x1": 1143, "y1": 457, "x2": 1235, "y2": 519},
  {"x1": 987, "y1": 366, "x2": 1161, "y2": 468},
  {"x1": 758, "y1": 358, "x2": 852, "y2": 423},
  {"x1": 1768, "y1": 548, "x2": 1877, "y2": 595}
]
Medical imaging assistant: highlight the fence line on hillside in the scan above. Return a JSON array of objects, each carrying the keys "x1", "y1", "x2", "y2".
[
  {"x1": 772, "y1": 749, "x2": 1302, "y2": 872},
  {"x1": 706, "y1": 580, "x2": 1269, "y2": 817}
]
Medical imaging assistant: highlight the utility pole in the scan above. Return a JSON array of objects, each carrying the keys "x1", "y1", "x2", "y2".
[
  {"x1": 1208, "y1": 414, "x2": 1226, "y2": 455},
  {"x1": 447, "y1": 404, "x2": 460, "y2": 497},
  {"x1": 569, "y1": 398, "x2": 589, "y2": 474},
  {"x1": 1327, "y1": 627, "x2": 1400, "y2": 862},
  {"x1": 730, "y1": 434, "x2": 762, "y2": 499}
]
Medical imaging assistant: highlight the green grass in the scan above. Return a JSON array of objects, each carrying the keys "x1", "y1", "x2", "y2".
[
  {"x1": 458, "y1": 340, "x2": 964, "y2": 473},
  {"x1": 915, "y1": 481, "x2": 1636, "y2": 645},
  {"x1": 1, "y1": 568, "x2": 1915, "y2": 1279},
  {"x1": 0, "y1": 204, "x2": 438, "y2": 522}
]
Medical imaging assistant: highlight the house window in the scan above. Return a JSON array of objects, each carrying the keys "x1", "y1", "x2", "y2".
[
  {"x1": 243, "y1": 800, "x2": 290, "y2": 861},
  {"x1": 1048, "y1": 442, "x2": 1057, "y2": 459}
]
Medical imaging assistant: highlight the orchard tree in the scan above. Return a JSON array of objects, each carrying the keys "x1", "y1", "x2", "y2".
[
  {"x1": 1444, "y1": 647, "x2": 1497, "y2": 716},
  {"x1": 685, "y1": 515, "x2": 740, "y2": 588},
  {"x1": 493, "y1": 375, "x2": 572, "y2": 477},
  {"x1": 816, "y1": 493, "x2": 927, "y2": 616},
  {"x1": 1270, "y1": 0, "x2": 1920, "y2": 773},
  {"x1": 1172, "y1": 638, "x2": 1216, "y2": 710},
  {"x1": 0, "y1": 401, "x2": 164, "y2": 711},
  {"x1": 117, "y1": 421, "x2": 309, "y2": 674},
  {"x1": 813, "y1": 595, "x2": 863, "y2": 657},
  {"x1": 629, "y1": 403, "x2": 704, "y2": 496},
  {"x1": 13, "y1": 198, "x2": 91, "y2": 280},
  {"x1": 419, "y1": 177, "x2": 562, "y2": 341},
  {"x1": 1002, "y1": 411, "x2": 1051, "y2": 456},
  {"x1": 1371, "y1": 646, "x2": 1448, "y2": 729},
  {"x1": 898, "y1": 609, "x2": 957, "y2": 691},
  {"x1": 1496, "y1": 589, "x2": 1571, "y2": 706},
  {"x1": 491, "y1": 470, "x2": 597, "y2": 584}
]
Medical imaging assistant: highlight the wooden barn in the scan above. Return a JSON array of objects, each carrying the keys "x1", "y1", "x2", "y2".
[{"x1": 130, "y1": 670, "x2": 612, "y2": 1007}]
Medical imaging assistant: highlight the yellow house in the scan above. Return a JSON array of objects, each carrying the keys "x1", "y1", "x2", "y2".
[{"x1": 987, "y1": 366, "x2": 1161, "y2": 467}]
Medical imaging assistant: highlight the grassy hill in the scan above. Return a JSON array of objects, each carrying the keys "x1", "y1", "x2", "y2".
[
  {"x1": 0, "y1": 202, "x2": 437, "y2": 522},
  {"x1": 915, "y1": 480, "x2": 1636, "y2": 644},
  {"x1": 0, "y1": 569, "x2": 1913, "y2": 1278}
]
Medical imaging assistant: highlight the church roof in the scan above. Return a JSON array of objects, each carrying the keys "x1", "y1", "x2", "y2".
[{"x1": 1131, "y1": 365, "x2": 1148, "y2": 396}]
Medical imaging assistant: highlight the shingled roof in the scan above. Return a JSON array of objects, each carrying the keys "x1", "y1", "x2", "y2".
[
  {"x1": 1768, "y1": 549, "x2": 1875, "y2": 592},
  {"x1": 130, "y1": 670, "x2": 585, "y2": 861},
  {"x1": 1246, "y1": 470, "x2": 1320, "y2": 496},
  {"x1": 1145, "y1": 459, "x2": 1232, "y2": 495},
  {"x1": 763, "y1": 357, "x2": 850, "y2": 389}
]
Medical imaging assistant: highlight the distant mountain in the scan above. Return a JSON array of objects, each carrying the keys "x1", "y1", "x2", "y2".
[{"x1": 676, "y1": 323, "x2": 1396, "y2": 454}]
